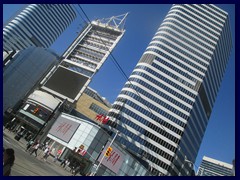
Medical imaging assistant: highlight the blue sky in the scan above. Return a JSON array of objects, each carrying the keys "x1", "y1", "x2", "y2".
[{"x1": 3, "y1": 4, "x2": 235, "y2": 171}]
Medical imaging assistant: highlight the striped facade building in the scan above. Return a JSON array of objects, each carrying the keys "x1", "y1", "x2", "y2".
[
  {"x1": 197, "y1": 156, "x2": 233, "y2": 176},
  {"x1": 3, "y1": 4, "x2": 76, "y2": 52},
  {"x1": 106, "y1": 4, "x2": 232, "y2": 176}
]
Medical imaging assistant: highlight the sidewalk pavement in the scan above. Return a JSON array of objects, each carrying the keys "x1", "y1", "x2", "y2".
[{"x1": 3, "y1": 129, "x2": 80, "y2": 176}]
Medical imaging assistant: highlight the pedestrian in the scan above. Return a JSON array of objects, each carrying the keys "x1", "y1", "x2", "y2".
[
  {"x1": 65, "y1": 159, "x2": 70, "y2": 170},
  {"x1": 61, "y1": 159, "x2": 69, "y2": 168},
  {"x1": 26, "y1": 139, "x2": 34, "y2": 152},
  {"x1": 70, "y1": 162, "x2": 77, "y2": 174},
  {"x1": 60, "y1": 159, "x2": 66, "y2": 167},
  {"x1": 4, "y1": 122, "x2": 10, "y2": 131},
  {"x1": 30, "y1": 140, "x2": 40, "y2": 157},
  {"x1": 73, "y1": 165, "x2": 81, "y2": 176},
  {"x1": 3, "y1": 148, "x2": 15, "y2": 176},
  {"x1": 52, "y1": 148, "x2": 58, "y2": 162},
  {"x1": 42, "y1": 146, "x2": 50, "y2": 161},
  {"x1": 54, "y1": 149, "x2": 62, "y2": 163},
  {"x1": 43, "y1": 142, "x2": 49, "y2": 151}
]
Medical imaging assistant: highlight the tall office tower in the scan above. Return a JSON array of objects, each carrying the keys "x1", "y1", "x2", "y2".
[
  {"x1": 197, "y1": 156, "x2": 233, "y2": 176},
  {"x1": 106, "y1": 4, "x2": 232, "y2": 176},
  {"x1": 41, "y1": 14, "x2": 128, "y2": 104},
  {"x1": 3, "y1": 4, "x2": 76, "y2": 52}
]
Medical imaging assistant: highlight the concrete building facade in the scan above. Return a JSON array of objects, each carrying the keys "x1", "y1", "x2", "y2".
[{"x1": 75, "y1": 87, "x2": 112, "y2": 123}]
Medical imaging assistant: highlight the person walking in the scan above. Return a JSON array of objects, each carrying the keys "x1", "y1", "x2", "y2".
[
  {"x1": 64, "y1": 159, "x2": 70, "y2": 170},
  {"x1": 53, "y1": 149, "x2": 62, "y2": 163},
  {"x1": 73, "y1": 164, "x2": 81, "y2": 176},
  {"x1": 70, "y1": 161, "x2": 77, "y2": 174},
  {"x1": 42, "y1": 146, "x2": 50, "y2": 161},
  {"x1": 30, "y1": 140, "x2": 40, "y2": 157},
  {"x1": 43, "y1": 142, "x2": 49, "y2": 151},
  {"x1": 51, "y1": 148, "x2": 58, "y2": 162},
  {"x1": 60, "y1": 158, "x2": 66, "y2": 167},
  {"x1": 61, "y1": 159, "x2": 69, "y2": 169},
  {"x1": 26, "y1": 139, "x2": 34, "y2": 152},
  {"x1": 3, "y1": 148, "x2": 15, "y2": 176}
]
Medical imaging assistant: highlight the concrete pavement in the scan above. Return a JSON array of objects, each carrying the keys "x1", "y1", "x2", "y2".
[{"x1": 3, "y1": 129, "x2": 79, "y2": 176}]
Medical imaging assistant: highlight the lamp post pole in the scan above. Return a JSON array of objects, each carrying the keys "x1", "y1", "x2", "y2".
[{"x1": 92, "y1": 130, "x2": 119, "y2": 176}]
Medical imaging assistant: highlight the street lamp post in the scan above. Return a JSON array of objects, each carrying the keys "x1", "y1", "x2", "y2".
[{"x1": 92, "y1": 130, "x2": 119, "y2": 176}]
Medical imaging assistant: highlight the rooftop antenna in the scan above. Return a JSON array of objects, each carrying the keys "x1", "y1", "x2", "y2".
[{"x1": 96, "y1": 12, "x2": 129, "y2": 31}]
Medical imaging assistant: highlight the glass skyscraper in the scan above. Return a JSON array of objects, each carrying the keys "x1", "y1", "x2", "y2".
[
  {"x1": 107, "y1": 4, "x2": 232, "y2": 176},
  {"x1": 3, "y1": 4, "x2": 76, "y2": 52},
  {"x1": 3, "y1": 47, "x2": 59, "y2": 116}
]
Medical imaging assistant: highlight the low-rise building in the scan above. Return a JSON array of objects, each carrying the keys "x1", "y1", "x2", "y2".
[
  {"x1": 197, "y1": 156, "x2": 233, "y2": 176},
  {"x1": 75, "y1": 87, "x2": 112, "y2": 123},
  {"x1": 45, "y1": 113, "x2": 151, "y2": 176}
]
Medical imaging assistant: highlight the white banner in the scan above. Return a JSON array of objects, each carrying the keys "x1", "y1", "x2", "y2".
[{"x1": 48, "y1": 116, "x2": 80, "y2": 143}]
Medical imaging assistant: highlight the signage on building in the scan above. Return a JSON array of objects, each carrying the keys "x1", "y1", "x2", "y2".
[
  {"x1": 95, "y1": 114, "x2": 109, "y2": 124},
  {"x1": 97, "y1": 142, "x2": 125, "y2": 174},
  {"x1": 48, "y1": 115, "x2": 80, "y2": 143}
]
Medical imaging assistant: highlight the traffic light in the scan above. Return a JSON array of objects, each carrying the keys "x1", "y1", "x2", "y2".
[
  {"x1": 33, "y1": 107, "x2": 39, "y2": 114},
  {"x1": 104, "y1": 147, "x2": 112, "y2": 157}
]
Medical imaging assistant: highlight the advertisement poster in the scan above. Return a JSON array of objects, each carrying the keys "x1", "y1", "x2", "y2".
[{"x1": 49, "y1": 115, "x2": 80, "y2": 143}]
